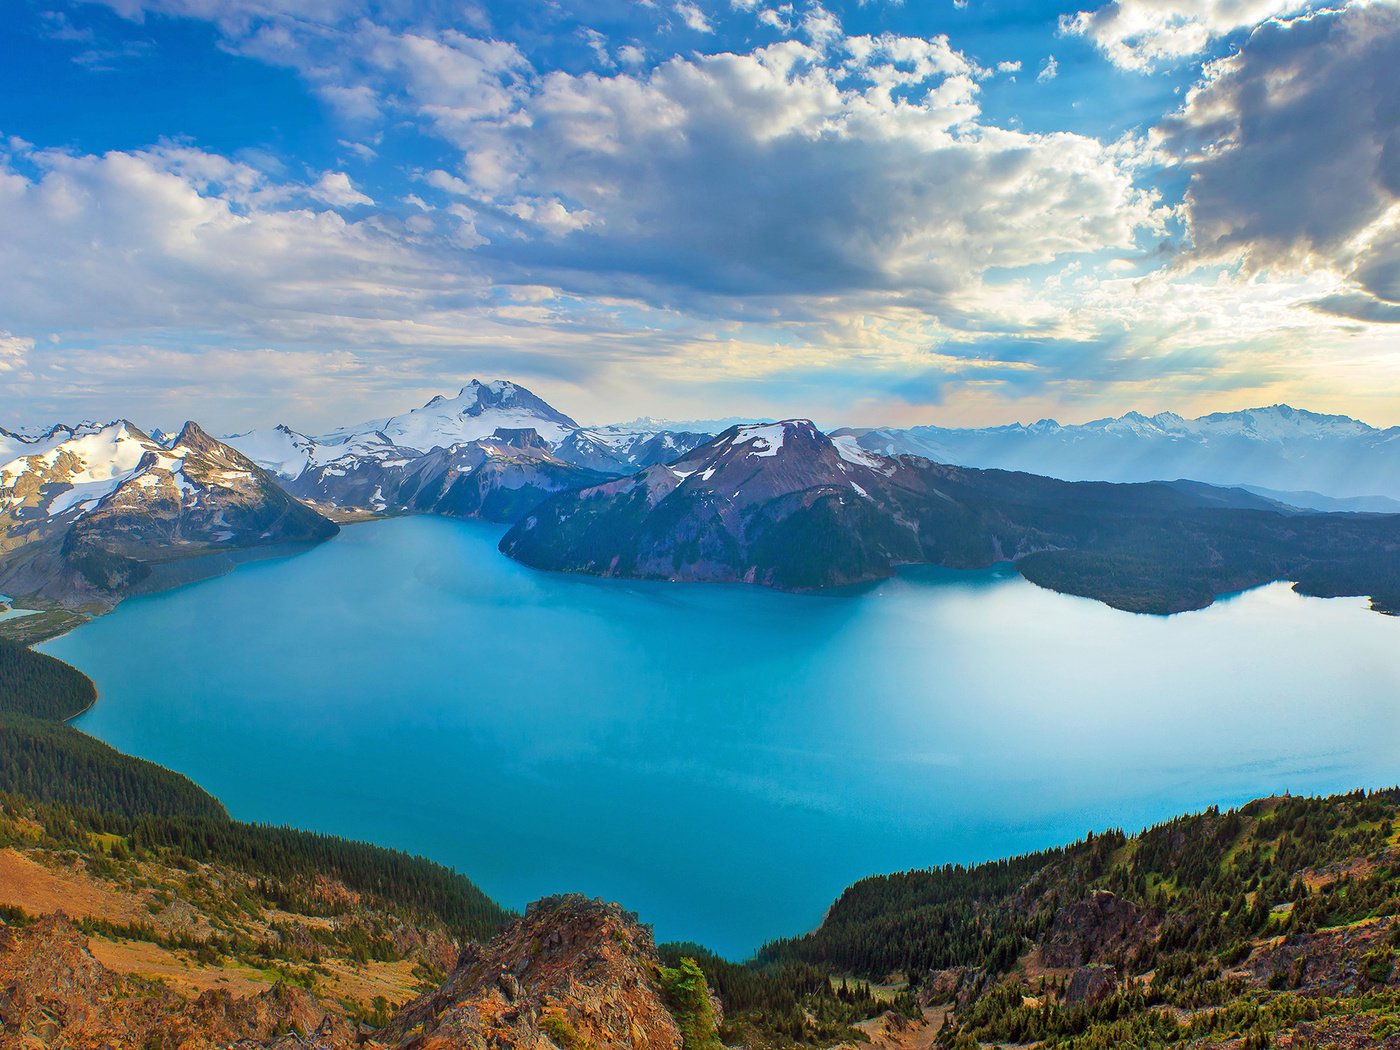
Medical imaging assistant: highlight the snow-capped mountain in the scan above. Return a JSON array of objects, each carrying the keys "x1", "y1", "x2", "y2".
[
  {"x1": 839, "y1": 405, "x2": 1400, "y2": 502},
  {"x1": 319, "y1": 379, "x2": 581, "y2": 457},
  {"x1": 0, "y1": 420, "x2": 336, "y2": 605},
  {"x1": 502, "y1": 420, "x2": 922, "y2": 588},
  {"x1": 225, "y1": 380, "x2": 714, "y2": 520},
  {"x1": 222, "y1": 424, "x2": 319, "y2": 480}
]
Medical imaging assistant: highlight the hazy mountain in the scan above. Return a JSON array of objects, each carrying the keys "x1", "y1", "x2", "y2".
[{"x1": 840, "y1": 404, "x2": 1400, "y2": 500}]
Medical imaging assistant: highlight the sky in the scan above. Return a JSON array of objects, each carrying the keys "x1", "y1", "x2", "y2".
[{"x1": 1, "y1": 0, "x2": 1398, "y2": 432}]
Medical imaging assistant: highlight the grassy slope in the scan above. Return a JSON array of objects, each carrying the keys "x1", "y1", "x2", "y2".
[
  {"x1": 758, "y1": 791, "x2": 1400, "y2": 1048},
  {"x1": 0, "y1": 638, "x2": 511, "y2": 944}
]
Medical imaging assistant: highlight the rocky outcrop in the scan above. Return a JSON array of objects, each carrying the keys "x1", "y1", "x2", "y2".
[
  {"x1": 0, "y1": 915, "x2": 359, "y2": 1048},
  {"x1": 0, "y1": 897, "x2": 709, "y2": 1050},
  {"x1": 1247, "y1": 916, "x2": 1399, "y2": 995},
  {"x1": 383, "y1": 895, "x2": 698, "y2": 1050},
  {"x1": 922, "y1": 967, "x2": 987, "y2": 1009},
  {"x1": 1038, "y1": 890, "x2": 1161, "y2": 969},
  {"x1": 1063, "y1": 963, "x2": 1116, "y2": 1005}
]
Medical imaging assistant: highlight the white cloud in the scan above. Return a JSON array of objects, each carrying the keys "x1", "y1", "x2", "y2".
[
  {"x1": 415, "y1": 36, "x2": 1157, "y2": 318},
  {"x1": 311, "y1": 170, "x2": 373, "y2": 207},
  {"x1": 0, "y1": 145, "x2": 470, "y2": 338},
  {"x1": 1061, "y1": 0, "x2": 1313, "y2": 71},
  {"x1": 674, "y1": 0, "x2": 715, "y2": 32},
  {"x1": 1037, "y1": 54, "x2": 1059, "y2": 81},
  {"x1": 34, "y1": 0, "x2": 1400, "y2": 424}
]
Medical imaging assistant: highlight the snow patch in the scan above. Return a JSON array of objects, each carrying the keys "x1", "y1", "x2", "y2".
[{"x1": 731, "y1": 423, "x2": 787, "y2": 458}]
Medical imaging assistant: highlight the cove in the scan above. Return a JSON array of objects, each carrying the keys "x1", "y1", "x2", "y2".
[{"x1": 41, "y1": 514, "x2": 1400, "y2": 959}]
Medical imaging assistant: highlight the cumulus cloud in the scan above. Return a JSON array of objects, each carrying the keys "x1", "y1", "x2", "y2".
[
  {"x1": 1037, "y1": 54, "x2": 1058, "y2": 81},
  {"x1": 673, "y1": 0, "x2": 715, "y2": 32},
  {"x1": 1061, "y1": 0, "x2": 1313, "y2": 71},
  {"x1": 40, "y1": 0, "x2": 1397, "y2": 422},
  {"x1": 1155, "y1": 2, "x2": 1400, "y2": 319},
  {"x1": 415, "y1": 36, "x2": 1158, "y2": 319},
  {"x1": 0, "y1": 145, "x2": 469, "y2": 337},
  {"x1": 311, "y1": 171, "x2": 374, "y2": 206}
]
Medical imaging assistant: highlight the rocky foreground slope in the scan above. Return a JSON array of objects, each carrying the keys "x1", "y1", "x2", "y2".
[
  {"x1": 7, "y1": 640, "x2": 1400, "y2": 1050},
  {"x1": 8, "y1": 785, "x2": 1400, "y2": 1050},
  {"x1": 501, "y1": 419, "x2": 1400, "y2": 613},
  {"x1": 0, "y1": 870, "x2": 705, "y2": 1050},
  {"x1": 762, "y1": 790, "x2": 1400, "y2": 1050}
]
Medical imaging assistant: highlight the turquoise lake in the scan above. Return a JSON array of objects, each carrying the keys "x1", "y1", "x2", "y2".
[{"x1": 41, "y1": 514, "x2": 1400, "y2": 958}]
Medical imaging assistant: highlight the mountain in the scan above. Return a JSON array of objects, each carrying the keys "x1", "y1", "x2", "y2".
[
  {"x1": 555, "y1": 425, "x2": 714, "y2": 474},
  {"x1": 500, "y1": 419, "x2": 1400, "y2": 613},
  {"x1": 1238, "y1": 484, "x2": 1400, "y2": 514},
  {"x1": 841, "y1": 404, "x2": 1400, "y2": 500},
  {"x1": 226, "y1": 380, "x2": 713, "y2": 521},
  {"x1": 0, "y1": 420, "x2": 337, "y2": 607},
  {"x1": 338, "y1": 377, "x2": 583, "y2": 449}
]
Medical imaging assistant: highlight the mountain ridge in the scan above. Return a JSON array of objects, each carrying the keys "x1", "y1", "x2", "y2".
[
  {"x1": 501, "y1": 419, "x2": 1400, "y2": 614},
  {"x1": 0, "y1": 419, "x2": 337, "y2": 612}
]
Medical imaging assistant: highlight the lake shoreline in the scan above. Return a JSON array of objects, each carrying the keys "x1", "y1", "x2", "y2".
[{"x1": 41, "y1": 513, "x2": 1400, "y2": 958}]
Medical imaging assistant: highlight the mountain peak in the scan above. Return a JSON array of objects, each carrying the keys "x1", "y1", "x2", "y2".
[
  {"x1": 453, "y1": 378, "x2": 537, "y2": 416},
  {"x1": 717, "y1": 419, "x2": 820, "y2": 459},
  {"x1": 172, "y1": 420, "x2": 215, "y2": 450}
]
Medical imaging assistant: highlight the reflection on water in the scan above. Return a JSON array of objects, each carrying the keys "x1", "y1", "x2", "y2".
[{"x1": 43, "y1": 515, "x2": 1400, "y2": 958}]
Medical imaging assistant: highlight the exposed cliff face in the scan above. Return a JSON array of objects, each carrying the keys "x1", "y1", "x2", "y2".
[
  {"x1": 384, "y1": 895, "x2": 702, "y2": 1050},
  {"x1": 1034, "y1": 889, "x2": 1162, "y2": 970}
]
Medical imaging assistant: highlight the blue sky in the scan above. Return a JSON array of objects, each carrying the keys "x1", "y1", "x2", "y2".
[{"x1": 1, "y1": 0, "x2": 1398, "y2": 431}]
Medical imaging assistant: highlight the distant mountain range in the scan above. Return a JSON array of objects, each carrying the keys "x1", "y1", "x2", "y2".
[
  {"x1": 7, "y1": 383, "x2": 1400, "y2": 617},
  {"x1": 224, "y1": 380, "x2": 713, "y2": 519},
  {"x1": 839, "y1": 405, "x2": 1400, "y2": 504},
  {"x1": 503, "y1": 419, "x2": 1400, "y2": 614}
]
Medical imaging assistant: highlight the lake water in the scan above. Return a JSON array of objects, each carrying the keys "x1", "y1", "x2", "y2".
[{"x1": 42, "y1": 515, "x2": 1400, "y2": 958}]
